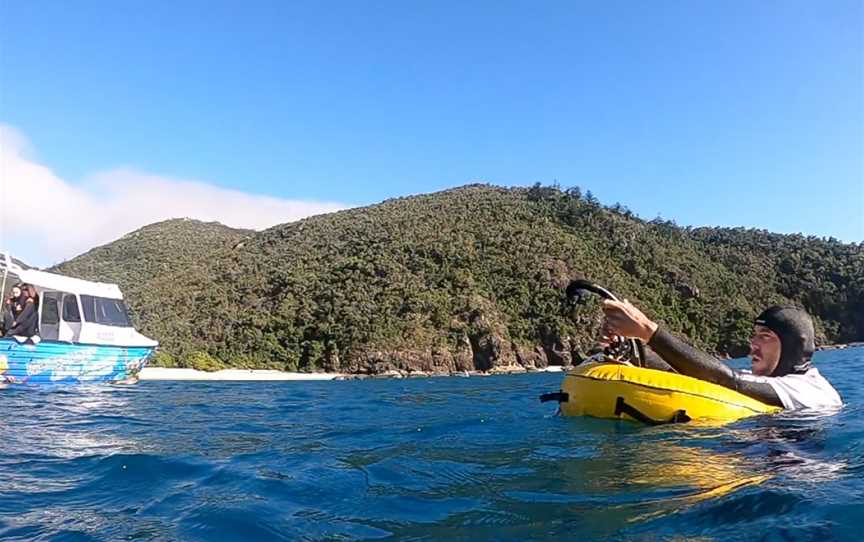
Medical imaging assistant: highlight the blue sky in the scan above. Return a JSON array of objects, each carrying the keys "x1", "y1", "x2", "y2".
[{"x1": 1, "y1": 1, "x2": 862, "y2": 265}]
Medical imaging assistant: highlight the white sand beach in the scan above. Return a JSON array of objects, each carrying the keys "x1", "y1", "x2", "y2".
[{"x1": 139, "y1": 368, "x2": 344, "y2": 381}]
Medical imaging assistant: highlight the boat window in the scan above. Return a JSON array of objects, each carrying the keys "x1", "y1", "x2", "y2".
[
  {"x1": 62, "y1": 294, "x2": 81, "y2": 323},
  {"x1": 80, "y1": 295, "x2": 132, "y2": 327},
  {"x1": 42, "y1": 296, "x2": 60, "y2": 326}
]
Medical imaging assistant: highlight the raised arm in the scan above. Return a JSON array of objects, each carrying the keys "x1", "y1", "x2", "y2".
[{"x1": 602, "y1": 300, "x2": 782, "y2": 408}]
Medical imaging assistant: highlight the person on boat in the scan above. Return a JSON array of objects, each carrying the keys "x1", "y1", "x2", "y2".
[
  {"x1": 601, "y1": 300, "x2": 842, "y2": 410},
  {"x1": 2, "y1": 285, "x2": 23, "y2": 335},
  {"x1": 4, "y1": 284, "x2": 39, "y2": 338}
]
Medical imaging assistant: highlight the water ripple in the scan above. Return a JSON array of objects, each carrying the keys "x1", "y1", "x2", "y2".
[{"x1": 0, "y1": 348, "x2": 861, "y2": 541}]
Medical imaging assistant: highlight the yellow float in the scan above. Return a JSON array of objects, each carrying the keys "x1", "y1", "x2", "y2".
[
  {"x1": 544, "y1": 279, "x2": 781, "y2": 424},
  {"x1": 554, "y1": 360, "x2": 780, "y2": 424}
]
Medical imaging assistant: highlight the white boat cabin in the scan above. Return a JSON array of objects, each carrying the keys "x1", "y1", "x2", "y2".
[{"x1": 1, "y1": 254, "x2": 157, "y2": 348}]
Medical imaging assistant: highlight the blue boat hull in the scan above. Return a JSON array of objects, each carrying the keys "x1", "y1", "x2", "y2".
[{"x1": 0, "y1": 338, "x2": 154, "y2": 384}]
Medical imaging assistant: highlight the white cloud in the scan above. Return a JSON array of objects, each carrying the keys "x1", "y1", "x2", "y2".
[{"x1": 0, "y1": 124, "x2": 349, "y2": 268}]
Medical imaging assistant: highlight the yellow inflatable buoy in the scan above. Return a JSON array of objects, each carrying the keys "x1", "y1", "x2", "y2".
[{"x1": 555, "y1": 361, "x2": 780, "y2": 424}]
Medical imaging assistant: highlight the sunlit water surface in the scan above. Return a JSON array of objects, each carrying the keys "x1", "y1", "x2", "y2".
[{"x1": 1, "y1": 348, "x2": 861, "y2": 541}]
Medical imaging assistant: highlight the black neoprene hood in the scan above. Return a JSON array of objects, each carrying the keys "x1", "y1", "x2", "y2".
[{"x1": 754, "y1": 306, "x2": 815, "y2": 376}]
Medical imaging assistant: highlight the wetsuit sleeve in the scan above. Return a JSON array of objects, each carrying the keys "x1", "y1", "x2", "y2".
[
  {"x1": 648, "y1": 327, "x2": 783, "y2": 408},
  {"x1": 641, "y1": 346, "x2": 675, "y2": 371}
]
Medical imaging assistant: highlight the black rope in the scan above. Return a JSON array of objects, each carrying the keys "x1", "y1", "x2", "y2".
[{"x1": 614, "y1": 396, "x2": 690, "y2": 425}]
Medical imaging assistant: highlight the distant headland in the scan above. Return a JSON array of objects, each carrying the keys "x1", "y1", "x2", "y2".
[{"x1": 51, "y1": 184, "x2": 864, "y2": 376}]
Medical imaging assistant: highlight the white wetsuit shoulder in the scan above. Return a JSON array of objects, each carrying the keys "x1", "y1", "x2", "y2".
[{"x1": 737, "y1": 368, "x2": 842, "y2": 410}]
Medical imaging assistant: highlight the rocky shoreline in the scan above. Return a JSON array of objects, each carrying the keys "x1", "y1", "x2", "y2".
[
  {"x1": 139, "y1": 365, "x2": 566, "y2": 382},
  {"x1": 140, "y1": 343, "x2": 862, "y2": 382},
  {"x1": 334, "y1": 364, "x2": 566, "y2": 381},
  {"x1": 817, "y1": 342, "x2": 864, "y2": 351}
]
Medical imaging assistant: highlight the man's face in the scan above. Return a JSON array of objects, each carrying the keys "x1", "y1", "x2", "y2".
[{"x1": 750, "y1": 325, "x2": 781, "y2": 376}]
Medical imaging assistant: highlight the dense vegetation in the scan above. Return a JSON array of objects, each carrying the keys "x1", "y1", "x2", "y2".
[{"x1": 52, "y1": 185, "x2": 863, "y2": 373}]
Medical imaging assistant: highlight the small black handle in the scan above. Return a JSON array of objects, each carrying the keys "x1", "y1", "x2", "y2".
[
  {"x1": 566, "y1": 279, "x2": 621, "y2": 302},
  {"x1": 540, "y1": 391, "x2": 570, "y2": 403},
  {"x1": 614, "y1": 396, "x2": 690, "y2": 425},
  {"x1": 565, "y1": 279, "x2": 645, "y2": 368}
]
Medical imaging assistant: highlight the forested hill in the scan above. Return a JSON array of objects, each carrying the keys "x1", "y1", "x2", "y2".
[{"x1": 51, "y1": 185, "x2": 864, "y2": 374}]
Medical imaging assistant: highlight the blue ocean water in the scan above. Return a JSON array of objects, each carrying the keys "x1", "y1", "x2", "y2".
[{"x1": 1, "y1": 348, "x2": 861, "y2": 541}]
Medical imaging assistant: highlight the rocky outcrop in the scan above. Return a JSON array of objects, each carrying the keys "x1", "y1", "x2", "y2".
[
  {"x1": 344, "y1": 330, "x2": 575, "y2": 375},
  {"x1": 676, "y1": 282, "x2": 700, "y2": 300},
  {"x1": 350, "y1": 349, "x2": 453, "y2": 375},
  {"x1": 512, "y1": 343, "x2": 548, "y2": 369}
]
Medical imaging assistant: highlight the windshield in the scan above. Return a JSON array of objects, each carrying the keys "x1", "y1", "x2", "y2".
[{"x1": 80, "y1": 295, "x2": 132, "y2": 327}]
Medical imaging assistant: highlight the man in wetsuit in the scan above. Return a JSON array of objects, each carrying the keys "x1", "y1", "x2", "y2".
[{"x1": 601, "y1": 301, "x2": 842, "y2": 410}]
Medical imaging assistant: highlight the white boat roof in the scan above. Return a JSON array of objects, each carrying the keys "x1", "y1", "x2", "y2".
[
  {"x1": 18, "y1": 268, "x2": 123, "y2": 299},
  {"x1": 1, "y1": 253, "x2": 123, "y2": 299}
]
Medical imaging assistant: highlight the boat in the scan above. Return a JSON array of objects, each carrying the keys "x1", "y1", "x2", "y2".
[{"x1": 0, "y1": 253, "x2": 157, "y2": 384}]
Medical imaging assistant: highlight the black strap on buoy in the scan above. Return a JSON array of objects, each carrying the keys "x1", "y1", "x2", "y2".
[
  {"x1": 614, "y1": 396, "x2": 690, "y2": 425},
  {"x1": 539, "y1": 391, "x2": 569, "y2": 403}
]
